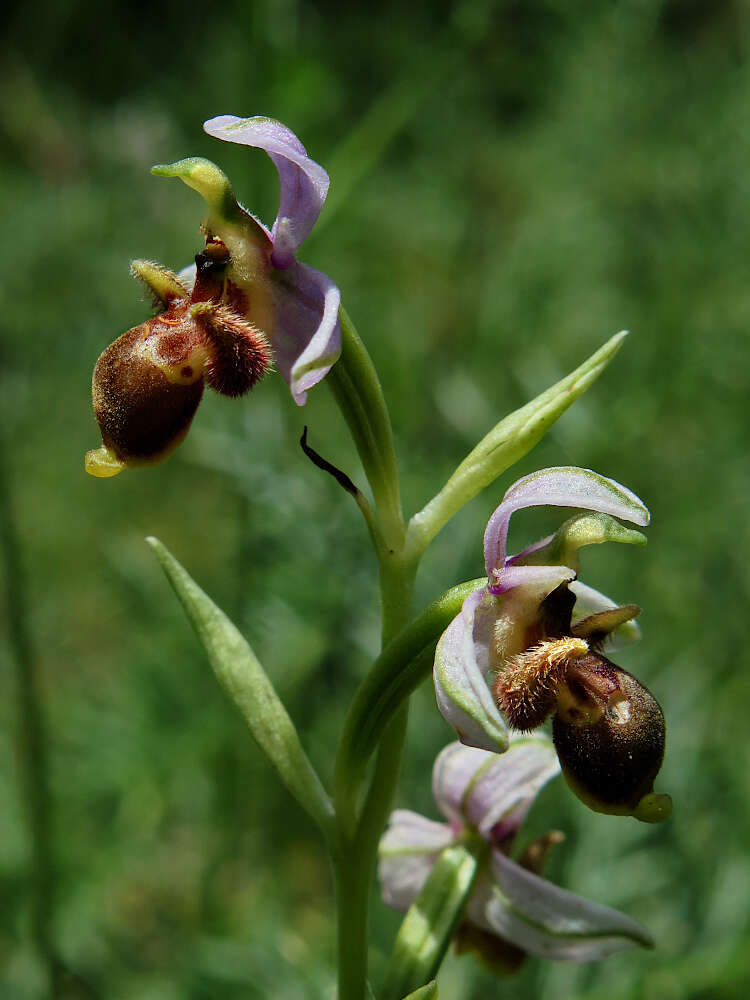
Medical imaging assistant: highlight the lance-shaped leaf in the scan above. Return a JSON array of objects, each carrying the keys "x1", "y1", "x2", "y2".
[
  {"x1": 407, "y1": 332, "x2": 628, "y2": 557},
  {"x1": 147, "y1": 537, "x2": 335, "y2": 840}
]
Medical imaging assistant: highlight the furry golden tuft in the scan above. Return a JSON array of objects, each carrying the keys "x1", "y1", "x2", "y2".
[{"x1": 493, "y1": 637, "x2": 588, "y2": 731}]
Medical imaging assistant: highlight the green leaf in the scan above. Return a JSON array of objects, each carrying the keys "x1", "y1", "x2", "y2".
[
  {"x1": 407, "y1": 332, "x2": 628, "y2": 556},
  {"x1": 380, "y1": 840, "x2": 486, "y2": 1000},
  {"x1": 147, "y1": 537, "x2": 335, "y2": 840}
]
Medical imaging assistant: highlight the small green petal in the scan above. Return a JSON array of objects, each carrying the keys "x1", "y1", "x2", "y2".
[
  {"x1": 152, "y1": 157, "x2": 241, "y2": 221},
  {"x1": 519, "y1": 511, "x2": 647, "y2": 575}
]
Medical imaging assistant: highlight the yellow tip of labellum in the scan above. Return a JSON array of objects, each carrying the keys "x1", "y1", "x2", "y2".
[
  {"x1": 633, "y1": 792, "x2": 673, "y2": 824},
  {"x1": 85, "y1": 446, "x2": 126, "y2": 478}
]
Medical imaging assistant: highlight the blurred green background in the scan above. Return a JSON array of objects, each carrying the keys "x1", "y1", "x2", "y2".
[{"x1": 1, "y1": 0, "x2": 748, "y2": 997}]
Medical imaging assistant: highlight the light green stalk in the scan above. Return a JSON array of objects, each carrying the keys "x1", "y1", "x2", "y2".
[{"x1": 327, "y1": 321, "x2": 629, "y2": 999}]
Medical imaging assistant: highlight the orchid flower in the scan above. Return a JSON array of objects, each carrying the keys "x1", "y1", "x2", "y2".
[
  {"x1": 433, "y1": 467, "x2": 672, "y2": 822},
  {"x1": 379, "y1": 736, "x2": 654, "y2": 968},
  {"x1": 86, "y1": 116, "x2": 340, "y2": 477}
]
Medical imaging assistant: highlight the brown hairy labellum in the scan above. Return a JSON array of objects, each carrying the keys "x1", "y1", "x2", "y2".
[
  {"x1": 552, "y1": 655, "x2": 670, "y2": 822},
  {"x1": 91, "y1": 313, "x2": 207, "y2": 467},
  {"x1": 86, "y1": 241, "x2": 271, "y2": 478},
  {"x1": 492, "y1": 583, "x2": 671, "y2": 823}
]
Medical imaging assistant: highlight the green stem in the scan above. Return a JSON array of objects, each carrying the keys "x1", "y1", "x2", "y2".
[
  {"x1": 334, "y1": 700, "x2": 413, "y2": 1000},
  {"x1": 335, "y1": 563, "x2": 417, "y2": 1000},
  {"x1": 327, "y1": 310, "x2": 417, "y2": 997},
  {"x1": 355, "y1": 702, "x2": 410, "y2": 871},
  {"x1": 344, "y1": 559, "x2": 417, "y2": 999},
  {"x1": 327, "y1": 308, "x2": 405, "y2": 551},
  {"x1": 334, "y1": 843, "x2": 375, "y2": 1000},
  {"x1": 334, "y1": 577, "x2": 484, "y2": 836}
]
